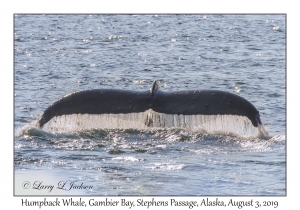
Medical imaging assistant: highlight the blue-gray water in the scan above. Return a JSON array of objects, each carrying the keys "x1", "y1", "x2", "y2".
[{"x1": 14, "y1": 14, "x2": 286, "y2": 196}]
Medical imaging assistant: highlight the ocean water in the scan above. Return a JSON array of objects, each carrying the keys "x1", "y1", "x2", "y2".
[{"x1": 14, "y1": 14, "x2": 286, "y2": 196}]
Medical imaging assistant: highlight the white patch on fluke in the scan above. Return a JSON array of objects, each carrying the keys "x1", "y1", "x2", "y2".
[{"x1": 41, "y1": 109, "x2": 268, "y2": 138}]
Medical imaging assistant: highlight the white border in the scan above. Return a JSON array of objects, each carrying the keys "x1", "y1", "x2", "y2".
[{"x1": 3, "y1": 0, "x2": 295, "y2": 209}]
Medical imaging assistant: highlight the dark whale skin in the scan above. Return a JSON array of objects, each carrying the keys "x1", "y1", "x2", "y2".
[{"x1": 38, "y1": 81, "x2": 262, "y2": 128}]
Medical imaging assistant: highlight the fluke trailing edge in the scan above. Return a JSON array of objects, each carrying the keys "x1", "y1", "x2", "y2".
[{"x1": 38, "y1": 81, "x2": 262, "y2": 128}]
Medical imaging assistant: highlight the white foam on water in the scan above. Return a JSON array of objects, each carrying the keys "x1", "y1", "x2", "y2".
[
  {"x1": 145, "y1": 163, "x2": 187, "y2": 170},
  {"x1": 41, "y1": 109, "x2": 267, "y2": 138},
  {"x1": 112, "y1": 156, "x2": 140, "y2": 162}
]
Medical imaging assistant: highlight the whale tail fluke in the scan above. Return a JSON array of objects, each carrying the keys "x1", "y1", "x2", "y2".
[
  {"x1": 37, "y1": 81, "x2": 264, "y2": 137},
  {"x1": 150, "y1": 80, "x2": 161, "y2": 94}
]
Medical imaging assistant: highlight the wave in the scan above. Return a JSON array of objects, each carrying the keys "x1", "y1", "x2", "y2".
[{"x1": 15, "y1": 126, "x2": 282, "y2": 148}]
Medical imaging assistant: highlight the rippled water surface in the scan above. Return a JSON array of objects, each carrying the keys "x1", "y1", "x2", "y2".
[{"x1": 14, "y1": 14, "x2": 286, "y2": 195}]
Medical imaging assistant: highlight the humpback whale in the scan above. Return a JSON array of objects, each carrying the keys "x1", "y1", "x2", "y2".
[{"x1": 38, "y1": 81, "x2": 262, "y2": 131}]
